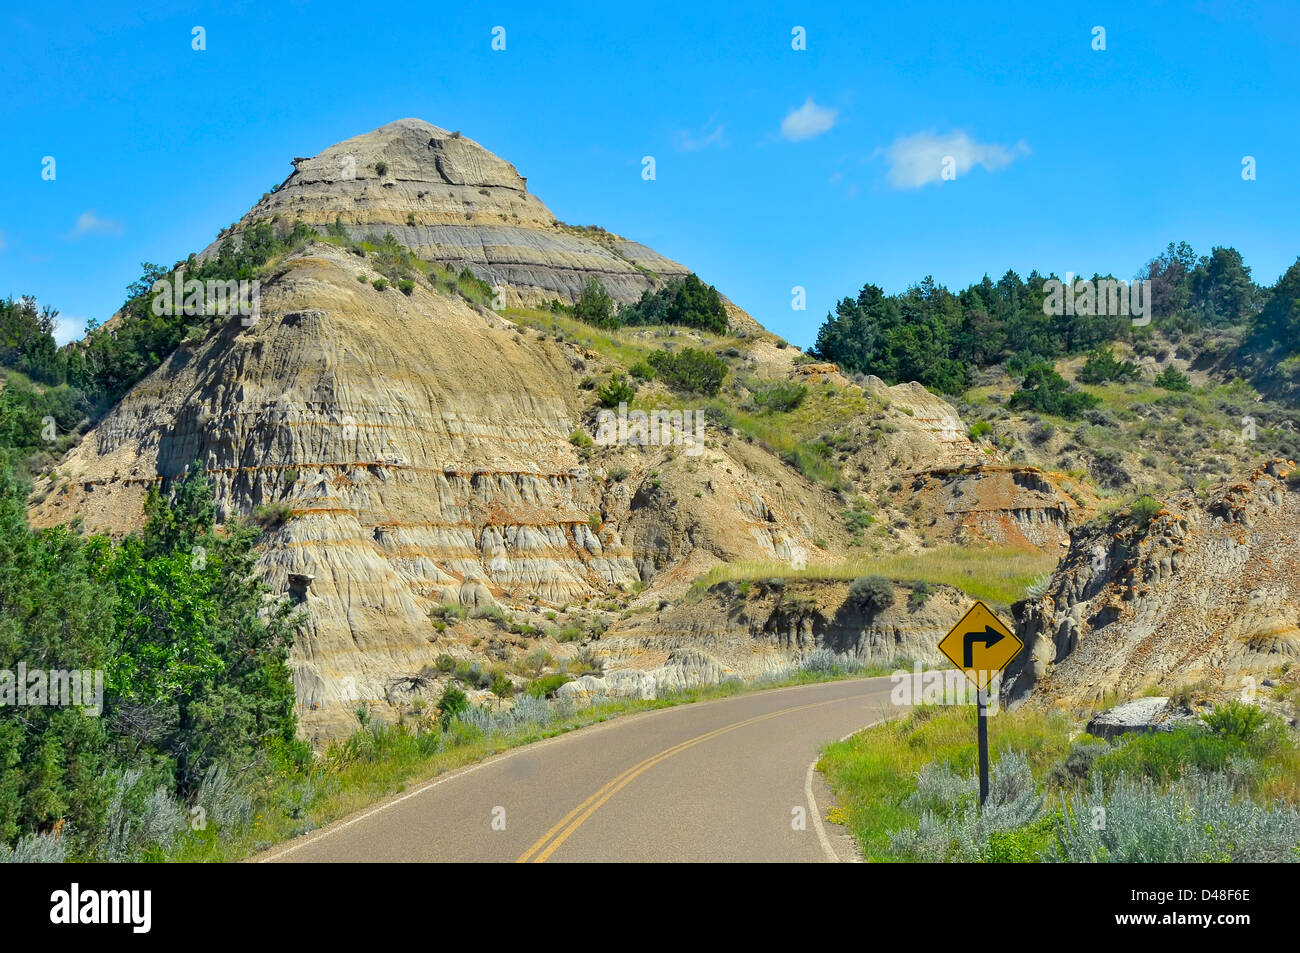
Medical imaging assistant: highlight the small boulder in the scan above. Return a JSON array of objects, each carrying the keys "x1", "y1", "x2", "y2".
[{"x1": 1086, "y1": 697, "x2": 1196, "y2": 741}]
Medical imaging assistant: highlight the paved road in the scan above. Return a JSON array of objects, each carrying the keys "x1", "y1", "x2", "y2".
[{"x1": 261, "y1": 676, "x2": 900, "y2": 863}]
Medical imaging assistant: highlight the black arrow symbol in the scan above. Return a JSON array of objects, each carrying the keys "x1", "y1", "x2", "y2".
[{"x1": 963, "y1": 626, "x2": 1004, "y2": 667}]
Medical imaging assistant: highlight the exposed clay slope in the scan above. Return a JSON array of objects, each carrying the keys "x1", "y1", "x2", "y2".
[
  {"x1": 599, "y1": 577, "x2": 967, "y2": 679},
  {"x1": 1005, "y1": 458, "x2": 1300, "y2": 707},
  {"x1": 29, "y1": 241, "x2": 840, "y2": 739}
]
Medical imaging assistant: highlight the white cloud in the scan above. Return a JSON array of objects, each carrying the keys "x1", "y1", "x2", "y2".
[
  {"x1": 53, "y1": 315, "x2": 86, "y2": 346},
  {"x1": 881, "y1": 131, "x2": 1028, "y2": 188},
  {"x1": 676, "y1": 117, "x2": 728, "y2": 152},
  {"x1": 780, "y1": 98, "x2": 838, "y2": 142},
  {"x1": 66, "y1": 210, "x2": 123, "y2": 239}
]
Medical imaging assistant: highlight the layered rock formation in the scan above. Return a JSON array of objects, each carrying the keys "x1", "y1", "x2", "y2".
[
  {"x1": 601, "y1": 577, "x2": 965, "y2": 680},
  {"x1": 30, "y1": 231, "x2": 844, "y2": 739},
  {"x1": 209, "y1": 119, "x2": 696, "y2": 312},
  {"x1": 31, "y1": 119, "x2": 1109, "y2": 739},
  {"x1": 1005, "y1": 459, "x2": 1300, "y2": 707}
]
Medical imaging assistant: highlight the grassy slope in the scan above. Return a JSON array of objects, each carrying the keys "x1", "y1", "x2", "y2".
[{"x1": 819, "y1": 703, "x2": 1300, "y2": 862}]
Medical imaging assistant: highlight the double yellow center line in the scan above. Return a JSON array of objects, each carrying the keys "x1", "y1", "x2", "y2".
[{"x1": 516, "y1": 696, "x2": 847, "y2": 863}]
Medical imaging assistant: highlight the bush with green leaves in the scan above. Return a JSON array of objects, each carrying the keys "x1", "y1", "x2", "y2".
[
  {"x1": 596, "y1": 373, "x2": 635, "y2": 408},
  {"x1": 436, "y1": 684, "x2": 469, "y2": 728},
  {"x1": 848, "y1": 575, "x2": 894, "y2": 613},
  {"x1": 907, "y1": 581, "x2": 935, "y2": 609},
  {"x1": 1154, "y1": 365, "x2": 1192, "y2": 391},
  {"x1": 526, "y1": 674, "x2": 573, "y2": 698},
  {"x1": 1202, "y1": 700, "x2": 1288, "y2": 753},
  {"x1": 573, "y1": 277, "x2": 617, "y2": 329},
  {"x1": 1127, "y1": 494, "x2": 1162, "y2": 532},
  {"x1": 1090, "y1": 724, "x2": 1258, "y2": 789},
  {"x1": 1009, "y1": 363, "x2": 1101, "y2": 419},
  {"x1": 1077, "y1": 346, "x2": 1139, "y2": 384},
  {"x1": 646, "y1": 347, "x2": 727, "y2": 396}
]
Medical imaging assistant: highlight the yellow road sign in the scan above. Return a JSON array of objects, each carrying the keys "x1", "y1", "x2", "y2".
[{"x1": 937, "y1": 601, "x2": 1023, "y2": 690}]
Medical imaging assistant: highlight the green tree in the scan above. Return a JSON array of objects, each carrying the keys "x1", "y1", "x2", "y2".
[
  {"x1": 1188, "y1": 246, "x2": 1257, "y2": 325},
  {"x1": 0, "y1": 466, "x2": 117, "y2": 847},
  {"x1": 1153, "y1": 366, "x2": 1191, "y2": 391},
  {"x1": 573, "y1": 278, "x2": 617, "y2": 329},
  {"x1": 1009, "y1": 363, "x2": 1101, "y2": 418},
  {"x1": 105, "y1": 463, "x2": 298, "y2": 794}
]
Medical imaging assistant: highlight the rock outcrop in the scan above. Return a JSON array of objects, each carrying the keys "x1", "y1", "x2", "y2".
[
  {"x1": 1085, "y1": 697, "x2": 1197, "y2": 740},
  {"x1": 1005, "y1": 459, "x2": 1300, "y2": 707},
  {"x1": 28, "y1": 236, "x2": 831, "y2": 739},
  {"x1": 208, "y1": 119, "x2": 699, "y2": 313}
]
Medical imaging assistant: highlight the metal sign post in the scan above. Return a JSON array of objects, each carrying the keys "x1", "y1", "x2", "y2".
[{"x1": 937, "y1": 601, "x2": 1023, "y2": 811}]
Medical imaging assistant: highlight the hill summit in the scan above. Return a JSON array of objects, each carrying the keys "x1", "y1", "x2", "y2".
[{"x1": 213, "y1": 118, "x2": 696, "y2": 311}]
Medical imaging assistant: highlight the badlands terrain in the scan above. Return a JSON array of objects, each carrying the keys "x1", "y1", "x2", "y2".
[{"x1": 27, "y1": 119, "x2": 1300, "y2": 740}]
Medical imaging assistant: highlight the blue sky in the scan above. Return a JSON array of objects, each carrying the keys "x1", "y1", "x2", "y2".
[{"x1": 2, "y1": 0, "x2": 1297, "y2": 347}]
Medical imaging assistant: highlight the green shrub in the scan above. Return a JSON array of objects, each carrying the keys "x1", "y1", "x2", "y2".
[
  {"x1": 907, "y1": 581, "x2": 935, "y2": 610},
  {"x1": 596, "y1": 373, "x2": 636, "y2": 408},
  {"x1": 1154, "y1": 366, "x2": 1191, "y2": 391},
  {"x1": 887, "y1": 750, "x2": 1045, "y2": 862},
  {"x1": 1127, "y1": 495, "x2": 1162, "y2": 531},
  {"x1": 849, "y1": 575, "x2": 895, "y2": 613},
  {"x1": 555, "y1": 625, "x2": 583, "y2": 643},
  {"x1": 490, "y1": 673, "x2": 514, "y2": 698},
  {"x1": 1202, "y1": 700, "x2": 1288, "y2": 753},
  {"x1": 526, "y1": 674, "x2": 572, "y2": 698},
  {"x1": 469, "y1": 604, "x2": 505, "y2": 622},
  {"x1": 629, "y1": 361, "x2": 655, "y2": 380},
  {"x1": 372, "y1": 278, "x2": 389, "y2": 292},
  {"x1": 647, "y1": 348, "x2": 727, "y2": 396},
  {"x1": 573, "y1": 277, "x2": 616, "y2": 329},
  {"x1": 251, "y1": 502, "x2": 293, "y2": 527},
  {"x1": 1050, "y1": 737, "x2": 1113, "y2": 785},
  {"x1": 436, "y1": 684, "x2": 469, "y2": 727},
  {"x1": 374, "y1": 161, "x2": 388, "y2": 175},
  {"x1": 396, "y1": 278, "x2": 415, "y2": 296},
  {"x1": 1091, "y1": 726, "x2": 1250, "y2": 787},
  {"x1": 1054, "y1": 772, "x2": 1300, "y2": 862},
  {"x1": 1077, "y1": 346, "x2": 1139, "y2": 385},
  {"x1": 1009, "y1": 363, "x2": 1101, "y2": 419}
]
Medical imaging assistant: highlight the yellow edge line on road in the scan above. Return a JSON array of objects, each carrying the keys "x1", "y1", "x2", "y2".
[{"x1": 516, "y1": 696, "x2": 848, "y2": 863}]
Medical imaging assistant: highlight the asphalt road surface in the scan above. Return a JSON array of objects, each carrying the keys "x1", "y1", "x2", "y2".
[{"x1": 260, "y1": 676, "x2": 900, "y2": 863}]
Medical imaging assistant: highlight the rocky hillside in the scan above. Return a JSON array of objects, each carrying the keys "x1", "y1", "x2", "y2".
[
  {"x1": 1005, "y1": 458, "x2": 1300, "y2": 710},
  {"x1": 24, "y1": 120, "x2": 1124, "y2": 739},
  {"x1": 210, "y1": 118, "x2": 701, "y2": 314}
]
